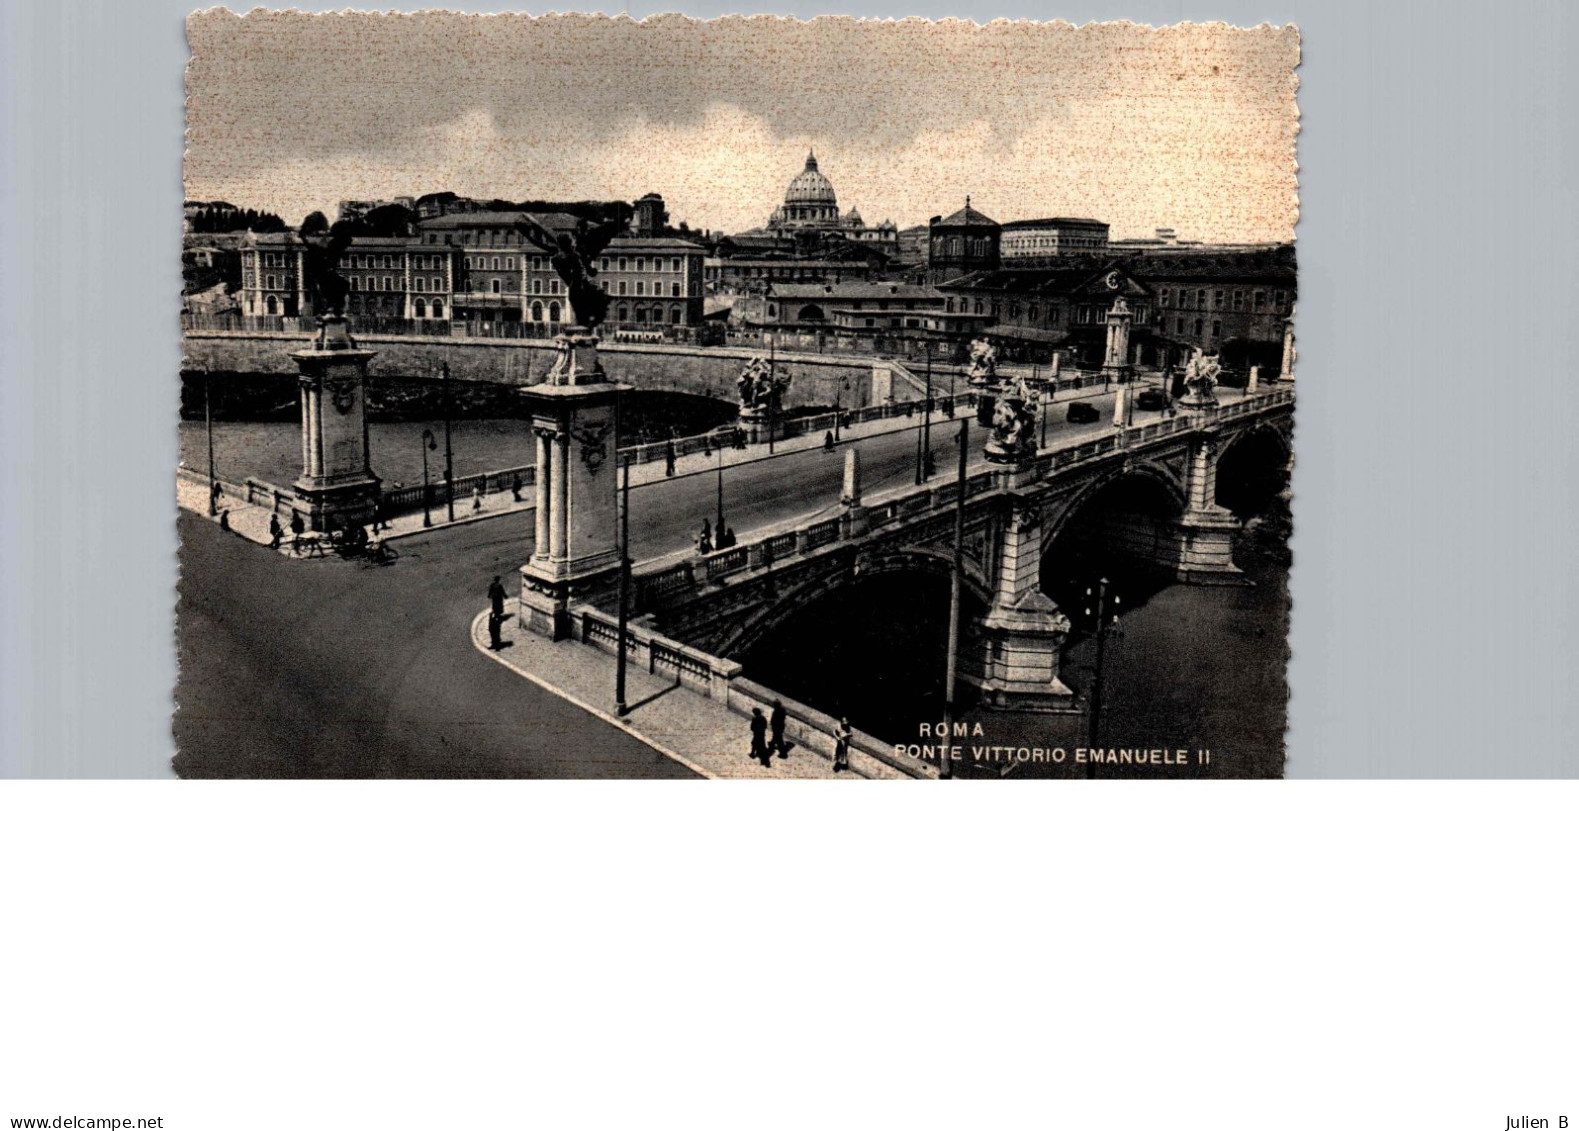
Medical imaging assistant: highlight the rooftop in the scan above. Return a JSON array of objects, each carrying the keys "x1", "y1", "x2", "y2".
[
  {"x1": 768, "y1": 282, "x2": 947, "y2": 301},
  {"x1": 1001, "y1": 217, "x2": 1110, "y2": 230},
  {"x1": 932, "y1": 199, "x2": 998, "y2": 228}
]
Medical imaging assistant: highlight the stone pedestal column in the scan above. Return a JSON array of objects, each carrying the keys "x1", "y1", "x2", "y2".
[
  {"x1": 1101, "y1": 297, "x2": 1134, "y2": 385},
  {"x1": 840, "y1": 447, "x2": 869, "y2": 537},
  {"x1": 290, "y1": 317, "x2": 380, "y2": 532},
  {"x1": 518, "y1": 331, "x2": 629, "y2": 640},
  {"x1": 1280, "y1": 318, "x2": 1296, "y2": 381},
  {"x1": 974, "y1": 499, "x2": 1078, "y2": 713},
  {"x1": 1170, "y1": 431, "x2": 1244, "y2": 584}
]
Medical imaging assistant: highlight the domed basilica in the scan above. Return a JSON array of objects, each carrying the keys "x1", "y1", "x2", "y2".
[{"x1": 765, "y1": 151, "x2": 898, "y2": 253}]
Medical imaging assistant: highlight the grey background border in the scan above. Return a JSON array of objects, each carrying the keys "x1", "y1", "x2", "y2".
[{"x1": 2, "y1": 0, "x2": 1575, "y2": 778}]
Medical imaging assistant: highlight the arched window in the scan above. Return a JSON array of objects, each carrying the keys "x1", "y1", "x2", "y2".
[
  {"x1": 670, "y1": 305, "x2": 683, "y2": 323},
  {"x1": 548, "y1": 302, "x2": 561, "y2": 323},
  {"x1": 617, "y1": 305, "x2": 629, "y2": 323},
  {"x1": 431, "y1": 300, "x2": 443, "y2": 318},
  {"x1": 531, "y1": 301, "x2": 544, "y2": 322},
  {"x1": 634, "y1": 306, "x2": 648, "y2": 323},
  {"x1": 265, "y1": 295, "x2": 277, "y2": 315},
  {"x1": 413, "y1": 298, "x2": 427, "y2": 318}
]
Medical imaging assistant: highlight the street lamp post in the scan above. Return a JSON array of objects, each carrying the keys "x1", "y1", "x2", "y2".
[
  {"x1": 767, "y1": 340, "x2": 777, "y2": 455},
  {"x1": 204, "y1": 370, "x2": 217, "y2": 516},
  {"x1": 1085, "y1": 577, "x2": 1121, "y2": 762},
  {"x1": 420, "y1": 429, "x2": 437, "y2": 527},
  {"x1": 944, "y1": 344, "x2": 955, "y2": 416},
  {"x1": 441, "y1": 361, "x2": 455, "y2": 522},
  {"x1": 615, "y1": 454, "x2": 632, "y2": 717},
  {"x1": 940, "y1": 416, "x2": 969, "y2": 780},
  {"x1": 715, "y1": 441, "x2": 726, "y2": 538}
]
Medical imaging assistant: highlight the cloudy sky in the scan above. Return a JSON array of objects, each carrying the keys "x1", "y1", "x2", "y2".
[{"x1": 185, "y1": 13, "x2": 1299, "y2": 241}]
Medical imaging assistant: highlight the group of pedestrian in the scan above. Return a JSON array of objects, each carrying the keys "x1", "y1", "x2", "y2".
[
  {"x1": 745, "y1": 701, "x2": 854, "y2": 773},
  {"x1": 697, "y1": 519, "x2": 737, "y2": 555},
  {"x1": 748, "y1": 700, "x2": 788, "y2": 768},
  {"x1": 487, "y1": 574, "x2": 507, "y2": 650}
]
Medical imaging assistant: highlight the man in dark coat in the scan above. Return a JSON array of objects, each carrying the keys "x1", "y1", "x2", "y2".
[
  {"x1": 770, "y1": 699, "x2": 788, "y2": 758},
  {"x1": 268, "y1": 513, "x2": 283, "y2": 550},
  {"x1": 488, "y1": 575, "x2": 507, "y2": 620},
  {"x1": 749, "y1": 708, "x2": 770, "y2": 767}
]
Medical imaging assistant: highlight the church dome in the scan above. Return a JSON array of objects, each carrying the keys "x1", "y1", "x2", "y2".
[{"x1": 784, "y1": 151, "x2": 838, "y2": 208}]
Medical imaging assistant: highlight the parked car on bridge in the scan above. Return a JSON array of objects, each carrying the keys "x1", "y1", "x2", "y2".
[
  {"x1": 1066, "y1": 401, "x2": 1101, "y2": 424},
  {"x1": 1135, "y1": 387, "x2": 1167, "y2": 411}
]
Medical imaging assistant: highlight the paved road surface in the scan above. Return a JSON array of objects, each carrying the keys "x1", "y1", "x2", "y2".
[
  {"x1": 625, "y1": 384, "x2": 1194, "y2": 560},
  {"x1": 174, "y1": 510, "x2": 690, "y2": 778}
]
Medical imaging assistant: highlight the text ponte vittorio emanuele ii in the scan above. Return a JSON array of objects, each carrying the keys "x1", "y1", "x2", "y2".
[{"x1": 896, "y1": 722, "x2": 1214, "y2": 769}]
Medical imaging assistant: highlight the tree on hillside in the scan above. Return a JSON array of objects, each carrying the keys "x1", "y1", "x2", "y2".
[
  {"x1": 299, "y1": 210, "x2": 329, "y2": 237},
  {"x1": 359, "y1": 203, "x2": 417, "y2": 238}
]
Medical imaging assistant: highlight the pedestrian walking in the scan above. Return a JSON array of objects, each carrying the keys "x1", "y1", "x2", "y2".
[
  {"x1": 210, "y1": 481, "x2": 222, "y2": 510},
  {"x1": 665, "y1": 440, "x2": 677, "y2": 478},
  {"x1": 488, "y1": 575, "x2": 506, "y2": 620},
  {"x1": 700, "y1": 518, "x2": 712, "y2": 545},
  {"x1": 722, "y1": 527, "x2": 736, "y2": 550},
  {"x1": 824, "y1": 430, "x2": 835, "y2": 453},
  {"x1": 472, "y1": 483, "x2": 485, "y2": 513},
  {"x1": 833, "y1": 717, "x2": 853, "y2": 773},
  {"x1": 749, "y1": 708, "x2": 770, "y2": 768},
  {"x1": 488, "y1": 610, "x2": 503, "y2": 650},
  {"x1": 511, "y1": 473, "x2": 522, "y2": 503},
  {"x1": 698, "y1": 530, "x2": 713, "y2": 555},
  {"x1": 217, "y1": 508, "x2": 231, "y2": 533},
  {"x1": 769, "y1": 698, "x2": 787, "y2": 758},
  {"x1": 268, "y1": 513, "x2": 283, "y2": 550}
]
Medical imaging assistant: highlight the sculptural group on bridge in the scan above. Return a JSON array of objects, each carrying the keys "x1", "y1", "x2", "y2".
[{"x1": 736, "y1": 356, "x2": 791, "y2": 413}]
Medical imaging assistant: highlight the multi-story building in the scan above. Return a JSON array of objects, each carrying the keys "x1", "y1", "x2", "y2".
[
  {"x1": 936, "y1": 246, "x2": 1296, "y2": 369},
  {"x1": 703, "y1": 257, "x2": 874, "y2": 293},
  {"x1": 236, "y1": 210, "x2": 709, "y2": 334},
  {"x1": 1128, "y1": 248, "x2": 1296, "y2": 369},
  {"x1": 926, "y1": 200, "x2": 1001, "y2": 284},
  {"x1": 999, "y1": 217, "x2": 1110, "y2": 260},
  {"x1": 238, "y1": 232, "x2": 308, "y2": 318},
  {"x1": 592, "y1": 238, "x2": 707, "y2": 331}
]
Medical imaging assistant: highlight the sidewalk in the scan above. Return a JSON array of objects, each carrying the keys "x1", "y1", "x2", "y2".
[
  {"x1": 470, "y1": 602, "x2": 911, "y2": 780},
  {"x1": 175, "y1": 473, "x2": 535, "y2": 553}
]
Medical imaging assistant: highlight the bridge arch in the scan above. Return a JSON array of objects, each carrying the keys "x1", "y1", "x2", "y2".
[
  {"x1": 1040, "y1": 463, "x2": 1187, "y2": 556},
  {"x1": 1215, "y1": 424, "x2": 1292, "y2": 517},
  {"x1": 1038, "y1": 465, "x2": 1189, "y2": 603},
  {"x1": 721, "y1": 547, "x2": 991, "y2": 659}
]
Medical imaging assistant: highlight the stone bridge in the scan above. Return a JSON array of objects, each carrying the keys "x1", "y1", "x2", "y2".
[
  {"x1": 182, "y1": 328, "x2": 917, "y2": 415},
  {"x1": 594, "y1": 388, "x2": 1294, "y2": 713}
]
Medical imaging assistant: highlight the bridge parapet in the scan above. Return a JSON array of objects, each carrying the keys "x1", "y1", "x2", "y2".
[{"x1": 571, "y1": 602, "x2": 936, "y2": 778}]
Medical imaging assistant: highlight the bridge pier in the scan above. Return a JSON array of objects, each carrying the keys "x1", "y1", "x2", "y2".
[
  {"x1": 1168, "y1": 432, "x2": 1244, "y2": 584},
  {"x1": 974, "y1": 499, "x2": 1078, "y2": 713},
  {"x1": 518, "y1": 333, "x2": 629, "y2": 640}
]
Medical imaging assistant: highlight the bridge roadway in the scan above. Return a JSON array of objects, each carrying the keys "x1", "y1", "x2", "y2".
[{"x1": 621, "y1": 384, "x2": 1263, "y2": 565}]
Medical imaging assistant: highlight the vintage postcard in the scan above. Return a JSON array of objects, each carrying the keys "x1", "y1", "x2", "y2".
[{"x1": 177, "y1": 13, "x2": 1300, "y2": 779}]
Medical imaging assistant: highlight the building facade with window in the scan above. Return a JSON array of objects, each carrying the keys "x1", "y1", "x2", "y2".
[
  {"x1": 999, "y1": 217, "x2": 1111, "y2": 260},
  {"x1": 1128, "y1": 247, "x2": 1296, "y2": 370},
  {"x1": 590, "y1": 238, "x2": 707, "y2": 331},
  {"x1": 703, "y1": 256, "x2": 874, "y2": 293},
  {"x1": 926, "y1": 200, "x2": 1001, "y2": 284}
]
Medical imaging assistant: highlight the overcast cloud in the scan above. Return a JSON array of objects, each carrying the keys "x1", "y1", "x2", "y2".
[{"x1": 185, "y1": 12, "x2": 1299, "y2": 240}]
